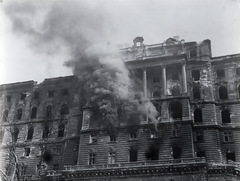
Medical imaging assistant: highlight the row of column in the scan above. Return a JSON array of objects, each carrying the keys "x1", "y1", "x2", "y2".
[{"x1": 142, "y1": 62, "x2": 187, "y2": 97}]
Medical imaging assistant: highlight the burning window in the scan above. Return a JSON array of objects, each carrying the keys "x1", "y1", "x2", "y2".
[
  {"x1": 61, "y1": 89, "x2": 69, "y2": 96},
  {"x1": 224, "y1": 131, "x2": 233, "y2": 142},
  {"x1": 222, "y1": 109, "x2": 231, "y2": 123},
  {"x1": 17, "y1": 108, "x2": 23, "y2": 120},
  {"x1": 58, "y1": 123, "x2": 65, "y2": 137},
  {"x1": 27, "y1": 127, "x2": 34, "y2": 140},
  {"x1": 46, "y1": 105, "x2": 52, "y2": 118},
  {"x1": 172, "y1": 146, "x2": 181, "y2": 159},
  {"x1": 88, "y1": 153, "x2": 96, "y2": 165},
  {"x1": 129, "y1": 147, "x2": 137, "y2": 162},
  {"x1": 13, "y1": 128, "x2": 19, "y2": 142},
  {"x1": 20, "y1": 93, "x2": 26, "y2": 100},
  {"x1": 89, "y1": 134, "x2": 97, "y2": 143},
  {"x1": 146, "y1": 146, "x2": 159, "y2": 160},
  {"x1": 2, "y1": 110, "x2": 8, "y2": 122},
  {"x1": 6, "y1": 95, "x2": 11, "y2": 102},
  {"x1": 196, "y1": 150, "x2": 206, "y2": 158},
  {"x1": 60, "y1": 103, "x2": 69, "y2": 115},
  {"x1": 226, "y1": 152, "x2": 235, "y2": 163},
  {"x1": 24, "y1": 148, "x2": 31, "y2": 157},
  {"x1": 219, "y1": 86, "x2": 228, "y2": 99},
  {"x1": 108, "y1": 152, "x2": 116, "y2": 164},
  {"x1": 192, "y1": 70, "x2": 200, "y2": 81},
  {"x1": 169, "y1": 100, "x2": 182, "y2": 119},
  {"x1": 216, "y1": 69, "x2": 225, "y2": 78},
  {"x1": 194, "y1": 109, "x2": 202, "y2": 123},
  {"x1": 34, "y1": 91, "x2": 39, "y2": 99},
  {"x1": 193, "y1": 86, "x2": 200, "y2": 99},
  {"x1": 48, "y1": 90, "x2": 54, "y2": 97},
  {"x1": 31, "y1": 107, "x2": 37, "y2": 119},
  {"x1": 194, "y1": 130, "x2": 204, "y2": 142}
]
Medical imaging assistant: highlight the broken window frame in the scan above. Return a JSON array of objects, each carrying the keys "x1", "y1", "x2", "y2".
[
  {"x1": 172, "y1": 146, "x2": 181, "y2": 159},
  {"x1": 53, "y1": 164, "x2": 59, "y2": 170},
  {"x1": 60, "y1": 103, "x2": 69, "y2": 116},
  {"x1": 13, "y1": 128, "x2": 19, "y2": 142},
  {"x1": 150, "y1": 130, "x2": 158, "y2": 138},
  {"x1": 196, "y1": 150, "x2": 206, "y2": 158},
  {"x1": 61, "y1": 89, "x2": 69, "y2": 96},
  {"x1": 42, "y1": 123, "x2": 50, "y2": 139},
  {"x1": 34, "y1": 91, "x2": 40, "y2": 99},
  {"x1": 193, "y1": 86, "x2": 201, "y2": 99},
  {"x1": 226, "y1": 152, "x2": 236, "y2": 163},
  {"x1": 109, "y1": 135, "x2": 117, "y2": 142},
  {"x1": 6, "y1": 95, "x2": 11, "y2": 102},
  {"x1": 169, "y1": 100, "x2": 182, "y2": 120},
  {"x1": 58, "y1": 123, "x2": 65, "y2": 138},
  {"x1": 236, "y1": 67, "x2": 240, "y2": 76},
  {"x1": 172, "y1": 125, "x2": 181, "y2": 137}
]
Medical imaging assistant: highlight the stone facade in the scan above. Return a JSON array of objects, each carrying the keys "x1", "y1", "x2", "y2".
[{"x1": 0, "y1": 37, "x2": 240, "y2": 181}]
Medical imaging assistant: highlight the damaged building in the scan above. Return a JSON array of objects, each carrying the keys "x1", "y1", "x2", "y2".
[{"x1": 0, "y1": 37, "x2": 240, "y2": 181}]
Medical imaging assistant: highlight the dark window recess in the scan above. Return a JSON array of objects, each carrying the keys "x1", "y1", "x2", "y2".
[
  {"x1": 20, "y1": 93, "x2": 26, "y2": 100},
  {"x1": 89, "y1": 153, "x2": 96, "y2": 165},
  {"x1": 25, "y1": 148, "x2": 30, "y2": 157},
  {"x1": 192, "y1": 70, "x2": 200, "y2": 81},
  {"x1": 222, "y1": 109, "x2": 231, "y2": 123},
  {"x1": 224, "y1": 131, "x2": 233, "y2": 142},
  {"x1": 17, "y1": 108, "x2": 23, "y2": 120},
  {"x1": 129, "y1": 149, "x2": 137, "y2": 162},
  {"x1": 238, "y1": 85, "x2": 240, "y2": 97},
  {"x1": 193, "y1": 86, "x2": 200, "y2": 99},
  {"x1": 197, "y1": 150, "x2": 206, "y2": 157},
  {"x1": 171, "y1": 87, "x2": 180, "y2": 96},
  {"x1": 194, "y1": 109, "x2": 203, "y2": 123},
  {"x1": 48, "y1": 90, "x2": 54, "y2": 97},
  {"x1": 216, "y1": 69, "x2": 225, "y2": 78},
  {"x1": 110, "y1": 135, "x2": 117, "y2": 142},
  {"x1": 153, "y1": 91, "x2": 161, "y2": 97},
  {"x1": 60, "y1": 104, "x2": 69, "y2": 115},
  {"x1": 153, "y1": 102, "x2": 161, "y2": 116},
  {"x1": 130, "y1": 132, "x2": 137, "y2": 140},
  {"x1": 169, "y1": 101, "x2": 182, "y2": 119},
  {"x1": 46, "y1": 105, "x2": 52, "y2": 118},
  {"x1": 236, "y1": 67, "x2": 240, "y2": 76},
  {"x1": 53, "y1": 164, "x2": 59, "y2": 170},
  {"x1": 34, "y1": 91, "x2": 39, "y2": 99},
  {"x1": 146, "y1": 146, "x2": 159, "y2": 160},
  {"x1": 226, "y1": 152, "x2": 235, "y2": 163},
  {"x1": 172, "y1": 126, "x2": 180, "y2": 137},
  {"x1": 27, "y1": 127, "x2": 34, "y2": 140},
  {"x1": 13, "y1": 128, "x2": 19, "y2": 142},
  {"x1": 172, "y1": 146, "x2": 181, "y2": 159},
  {"x1": 0, "y1": 128, "x2": 5, "y2": 143},
  {"x1": 58, "y1": 123, "x2": 65, "y2": 137},
  {"x1": 189, "y1": 49, "x2": 197, "y2": 58},
  {"x1": 172, "y1": 73, "x2": 179, "y2": 80},
  {"x1": 153, "y1": 77, "x2": 160, "y2": 83},
  {"x1": 6, "y1": 95, "x2": 11, "y2": 102},
  {"x1": 42, "y1": 124, "x2": 49, "y2": 139},
  {"x1": 219, "y1": 86, "x2": 228, "y2": 99},
  {"x1": 62, "y1": 89, "x2": 69, "y2": 96},
  {"x1": 31, "y1": 107, "x2": 37, "y2": 119},
  {"x1": 195, "y1": 131, "x2": 204, "y2": 142},
  {"x1": 2, "y1": 110, "x2": 9, "y2": 122}
]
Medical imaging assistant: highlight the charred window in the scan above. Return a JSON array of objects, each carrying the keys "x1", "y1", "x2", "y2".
[
  {"x1": 58, "y1": 123, "x2": 65, "y2": 137},
  {"x1": 196, "y1": 150, "x2": 206, "y2": 158},
  {"x1": 17, "y1": 108, "x2": 23, "y2": 120},
  {"x1": 194, "y1": 109, "x2": 203, "y2": 123},
  {"x1": 169, "y1": 100, "x2": 182, "y2": 119},
  {"x1": 2, "y1": 110, "x2": 9, "y2": 122},
  {"x1": 13, "y1": 128, "x2": 19, "y2": 142},
  {"x1": 153, "y1": 91, "x2": 161, "y2": 97},
  {"x1": 27, "y1": 127, "x2": 34, "y2": 140},
  {"x1": 31, "y1": 107, "x2": 37, "y2": 119},
  {"x1": 42, "y1": 123, "x2": 49, "y2": 139},
  {"x1": 6, "y1": 95, "x2": 11, "y2": 102},
  {"x1": 89, "y1": 153, "x2": 96, "y2": 165},
  {"x1": 236, "y1": 67, "x2": 240, "y2": 76},
  {"x1": 224, "y1": 131, "x2": 233, "y2": 142},
  {"x1": 192, "y1": 70, "x2": 200, "y2": 81},
  {"x1": 146, "y1": 146, "x2": 159, "y2": 160},
  {"x1": 219, "y1": 86, "x2": 228, "y2": 99},
  {"x1": 60, "y1": 104, "x2": 69, "y2": 115},
  {"x1": 172, "y1": 146, "x2": 181, "y2": 159},
  {"x1": 48, "y1": 90, "x2": 54, "y2": 97},
  {"x1": 129, "y1": 148, "x2": 138, "y2": 162},
  {"x1": 189, "y1": 49, "x2": 197, "y2": 58},
  {"x1": 222, "y1": 109, "x2": 231, "y2": 123},
  {"x1": 20, "y1": 93, "x2": 26, "y2": 100},
  {"x1": 194, "y1": 130, "x2": 204, "y2": 142},
  {"x1": 216, "y1": 69, "x2": 225, "y2": 78},
  {"x1": 193, "y1": 86, "x2": 200, "y2": 99},
  {"x1": 46, "y1": 105, "x2": 52, "y2": 118},
  {"x1": 152, "y1": 77, "x2": 160, "y2": 83},
  {"x1": 226, "y1": 152, "x2": 235, "y2": 163},
  {"x1": 34, "y1": 91, "x2": 39, "y2": 99},
  {"x1": 62, "y1": 89, "x2": 69, "y2": 96}
]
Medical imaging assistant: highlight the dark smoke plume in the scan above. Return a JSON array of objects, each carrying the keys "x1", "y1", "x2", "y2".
[{"x1": 4, "y1": 0, "x2": 159, "y2": 127}]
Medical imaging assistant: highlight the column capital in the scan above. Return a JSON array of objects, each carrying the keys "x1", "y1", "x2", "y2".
[
  {"x1": 160, "y1": 64, "x2": 166, "y2": 68},
  {"x1": 180, "y1": 60, "x2": 186, "y2": 66}
]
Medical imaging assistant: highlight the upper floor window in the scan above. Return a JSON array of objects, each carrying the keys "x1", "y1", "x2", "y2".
[
  {"x1": 48, "y1": 90, "x2": 54, "y2": 97},
  {"x1": 13, "y1": 128, "x2": 19, "y2": 142},
  {"x1": 223, "y1": 131, "x2": 233, "y2": 142},
  {"x1": 189, "y1": 49, "x2": 197, "y2": 58},
  {"x1": 89, "y1": 153, "x2": 96, "y2": 165},
  {"x1": 172, "y1": 125, "x2": 181, "y2": 137},
  {"x1": 17, "y1": 108, "x2": 23, "y2": 120},
  {"x1": 2, "y1": 110, "x2": 9, "y2": 122},
  {"x1": 0, "y1": 128, "x2": 5, "y2": 143},
  {"x1": 27, "y1": 127, "x2": 34, "y2": 140},
  {"x1": 172, "y1": 146, "x2": 181, "y2": 159},
  {"x1": 171, "y1": 87, "x2": 180, "y2": 96},
  {"x1": 34, "y1": 91, "x2": 39, "y2": 99},
  {"x1": 192, "y1": 70, "x2": 200, "y2": 81},
  {"x1": 108, "y1": 152, "x2": 116, "y2": 164},
  {"x1": 236, "y1": 67, "x2": 240, "y2": 76},
  {"x1": 238, "y1": 85, "x2": 240, "y2": 98},
  {"x1": 222, "y1": 109, "x2": 231, "y2": 123},
  {"x1": 216, "y1": 69, "x2": 225, "y2": 78},
  {"x1": 20, "y1": 93, "x2": 26, "y2": 100},
  {"x1": 46, "y1": 105, "x2": 52, "y2": 118},
  {"x1": 42, "y1": 123, "x2": 49, "y2": 139},
  {"x1": 30, "y1": 107, "x2": 37, "y2": 119},
  {"x1": 152, "y1": 77, "x2": 160, "y2": 83},
  {"x1": 53, "y1": 164, "x2": 59, "y2": 170},
  {"x1": 219, "y1": 86, "x2": 228, "y2": 100},
  {"x1": 24, "y1": 148, "x2": 31, "y2": 157},
  {"x1": 6, "y1": 95, "x2": 11, "y2": 102},
  {"x1": 129, "y1": 132, "x2": 137, "y2": 140},
  {"x1": 60, "y1": 104, "x2": 69, "y2": 115},
  {"x1": 61, "y1": 89, "x2": 69, "y2": 96},
  {"x1": 194, "y1": 109, "x2": 203, "y2": 123},
  {"x1": 150, "y1": 130, "x2": 158, "y2": 138},
  {"x1": 226, "y1": 152, "x2": 235, "y2": 163},
  {"x1": 169, "y1": 100, "x2": 182, "y2": 119},
  {"x1": 146, "y1": 146, "x2": 159, "y2": 160},
  {"x1": 196, "y1": 150, "x2": 206, "y2": 158},
  {"x1": 89, "y1": 134, "x2": 97, "y2": 143},
  {"x1": 193, "y1": 86, "x2": 200, "y2": 99},
  {"x1": 172, "y1": 73, "x2": 179, "y2": 81},
  {"x1": 194, "y1": 130, "x2": 204, "y2": 142},
  {"x1": 109, "y1": 135, "x2": 117, "y2": 142},
  {"x1": 152, "y1": 91, "x2": 161, "y2": 97},
  {"x1": 58, "y1": 123, "x2": 65, "y2": 137},
  {"x1": 129, "y1": 147, "x2": 137, "y2": 162}
]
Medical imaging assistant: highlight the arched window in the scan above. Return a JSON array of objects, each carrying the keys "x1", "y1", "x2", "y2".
[
  {"x1": 58, "y1": 123, "x2": 65, "y2": 137},
  {"x1": 169, "y1": 101, "x2": 182, "y2": 119},
  {"x1": 27, "y1": 127, "x2": 34, "y2": 140},
  {"x1": 17, "y1": 108, "x2": 23, "y2": 120},
  {"x1": 13, "y1": 128, "x2": 19, "y2": 142},
  {"x1": 31, "y1": 107, "x2": 37, "y2": 119},
  {"x1": 222, "y1": 109, "x2": 231, "y2": 123},
  {"x1": 193, "y1": 86, "x2": 200, "y2": 99},
  {"x1": 171, "y1": 87, "x2": 180, "y2": 96},
  {"x1": 46, "y1": 105, "x2": 52, "y2": 118},
  {"x1": 219, "y1": 86, "x2": 228, "y2": 99},
  {"x1": 60, "y1": 104, "x2": 69, "y2": 115},
  {"x1": 194, "y1": 109, "x2": 202, "y2": 123},
  {"x1": 153, "y1": 91, "x2": 161, "y2": 97},
  {"x1": 2, "y1": 110, "x2": 9, "y2": 122}
]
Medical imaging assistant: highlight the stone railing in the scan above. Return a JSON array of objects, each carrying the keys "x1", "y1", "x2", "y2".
[{"x1": 64, "y1": 157, "x2": 206, "y2": 171}]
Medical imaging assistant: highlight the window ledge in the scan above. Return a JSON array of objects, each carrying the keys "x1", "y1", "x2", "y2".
[{"x1": 127, "y1": 139, "x2": 138, "y2": 142}]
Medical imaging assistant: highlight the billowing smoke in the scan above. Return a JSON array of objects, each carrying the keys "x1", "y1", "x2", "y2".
[{"x1": 4, "y1": 0, "x2": 159, "y2": 128}]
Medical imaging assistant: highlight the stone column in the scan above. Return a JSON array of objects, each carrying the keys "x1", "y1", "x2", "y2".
[
  {"x1": 143, "y1": 68, "x2": 147, "y2": 97},
  {"x1": 182, "y1": 62, "x2": 187, "y2": 93},
  {"x1": 162, "y1": 65, "x2": 167, "y2": 95}
]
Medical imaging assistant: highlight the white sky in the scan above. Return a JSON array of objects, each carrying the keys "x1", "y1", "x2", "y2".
[{"x1": 1, "y1": 0, "x2": 240, "y2": 84}]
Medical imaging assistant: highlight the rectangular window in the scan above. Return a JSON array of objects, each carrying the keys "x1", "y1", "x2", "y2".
[
  {"x1": 129, "y1": 149, "x2": 137, "y2": 162},
  {"x1": 194, "y1": 130, "x2": 204, "y2": 142},
  {"x1": 89, "y1": 153, "x2": 95, "y2": 165},
  {"x1": 108, "y1": 152, "x2": 116, "y2": 164},
  {"x1": 226, "y1": 152, "x2": 235, "y2": 162},
  {"x1": 196, "y1": 150, "x2": 206, "y2": 158},
  {"x1": 150, "y1": 131, "x2": 158, "y2": 138},
  {"x1": 34, "y1": 91, "x2": 39, "y2": 99},
  {"x1": 129, "y1": 133, "x2": 137, "y2": 140},
  {"x1": 110, "y1": 135, "x2": 117, "y2": 142},
  {"x1": 52, "y1": 145, "x2": 61, "y2": 155},
  {"x1": 236, "y1": 67, "x2": 240, "y2": 76},
  {"x1": 24, "y1": 148, "x2": 31, "y2": 157},
  {"x1": 89, "y1": 135, "x2": 97, "y2": 143},
  {"x1": 224, "y1": 131, "x2": 233, "y2": 142},
  {"x1": 6, "y1": 95, "x2": 11, "y2": 102},
  {"x1": 192, "y1": 70, "x2": 200, "y2": 81},
  {"x1": 62, "y1": 89, "x2": 69, "y2": 96},
  {"x1": 20, "y1": 93, "x2": 26, "y2": 100},
  {"x1": 189, "y1": 49, "x2": 197, "y2": 58},
  {"x1": 48, "y1": 90, "x2": 54, "y2": 97},
  {"x1": 53, "y1": 164, "x2": 59, "y2": 170},
  {"x1": 172, "y1": 125, "x2": 181, "y2": 137},
  {"x1": 216, "y1": 69, "x2": 225, "y2": 78}
]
